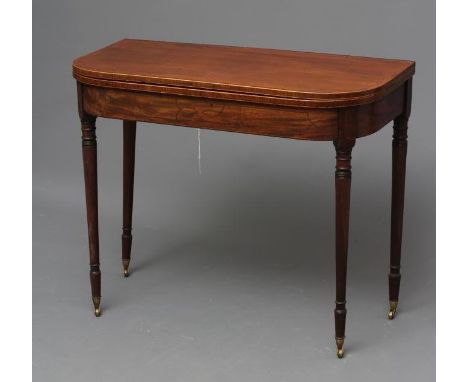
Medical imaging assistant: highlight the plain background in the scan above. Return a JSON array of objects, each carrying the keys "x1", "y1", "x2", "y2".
[{"x1": 33, "y1": 1, "x2": 435, "y2": 381}]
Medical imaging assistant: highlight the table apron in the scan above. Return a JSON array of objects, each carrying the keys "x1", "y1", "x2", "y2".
[
  {"x1": 80, "y1": 83, "x2": 405, "y2": 141},
  {"x1": 81, "y1": 84, "x2": 338, "y2": 141}
]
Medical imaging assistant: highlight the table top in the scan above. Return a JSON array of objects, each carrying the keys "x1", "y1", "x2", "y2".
[{"x1": 73, "y1": 39, "x2": 414, "y2": 107}]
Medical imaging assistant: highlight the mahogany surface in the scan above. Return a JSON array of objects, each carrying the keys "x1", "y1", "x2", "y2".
[
  {"x1": 73, "y1": 39, "x2": 414, "y2": 108},
  {"x1": 83, "y1": 86, "x2": 338, "y2": 141},
  {"x1": 73, "y1": 39, "x2": 415, "y2": 358}
]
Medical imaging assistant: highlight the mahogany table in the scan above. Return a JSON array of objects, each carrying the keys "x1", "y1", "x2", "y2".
[{"x1": 73, "y1": 39, "x2": 415, "y2": 358}]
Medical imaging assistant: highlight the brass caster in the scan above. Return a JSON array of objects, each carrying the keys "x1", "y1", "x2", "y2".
[
  {"x1": 336, "y1": 337, "x2": 345, "y2": 359},
  {"x1": 122, "y1": 259, "x2": 130, "y2": 278},
  {"x1": 92, "y1": 296, "x2": 101, "y2": 317},
  {"x1": 388, "y1": 300, "x2": 398, "y2": 320}
]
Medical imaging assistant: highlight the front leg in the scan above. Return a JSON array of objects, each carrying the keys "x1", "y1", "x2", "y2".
[
  {"x1": 388, "y1": 114, "x2": 408, "y2": 319},
  {"x1": 334, "y1": 138, "x2": 355, "y2": 358},
  {"x1": 122, "y1": 120, "x2": 136, "y2": 277},
  {"x1": 388, "y1": 79, "x2": 412, "y2": 320},
  {"x1": 81, "y1": 113, "x2": 101, "y2": 317}
]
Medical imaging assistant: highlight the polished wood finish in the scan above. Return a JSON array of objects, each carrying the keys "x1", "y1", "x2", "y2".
[
  {"x1": 333, "y1": 139, "x2": 354, "y2": 349},
  {"x1": 73, "y1": 40, "x2": 415, "y2": 357},
  {"x1": 333, "y1": 108, "x2": 357, "y2": 354},
  {"x1": 355, "y1": 86, "x2": 405, "y2": 138},
  {"x1": 389, "y1": 79, "x2": 412, "y2": 317},
  {"x1": 77, "y1": 83, "x2": 101, "y2": 317},
  {"x1": 73, "y1": 39, "x2": 414, "y2": 108},
  {"x1": 122, "y1": 121, "x2": 136, "y2": 277},
  {"x1": 83, "y1": 86, "x2": 338, "y2": 141}
]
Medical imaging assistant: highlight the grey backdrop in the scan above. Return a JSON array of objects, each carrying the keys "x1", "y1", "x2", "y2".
[{"x1": 33, "y1": 1, "x2": 435, "y2": 381}]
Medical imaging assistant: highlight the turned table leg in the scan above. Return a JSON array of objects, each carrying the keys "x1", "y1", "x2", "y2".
[
  {"x1": 333, "y1": 138, "x2": 355, "y2": 358},
  {"x1": 81, "y1": 113, "x2": 101, "y2": 317},
  {"x1": 122, "y1": 120, "x2": 136, "y2": 277},
  {"x1": 388, "y1": 114, "x2": 408, "y2": 319},
  {"x1": 387, "y1": 79, "x2": 412, "y2": 320}
]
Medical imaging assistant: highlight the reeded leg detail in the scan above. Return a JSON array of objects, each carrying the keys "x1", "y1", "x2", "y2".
[
  {"x1": 122, "y1": 121, "x2": 136, "y2": 277},
  {"x1": 333, "y1": 138, "x2": 355, "y2": 358},
  {"x1": 81, "y1": 113, "x2": 102, "y2": 317},
  {"x1": 388, "y1": 114, "x2": 408, "y2": 320}
]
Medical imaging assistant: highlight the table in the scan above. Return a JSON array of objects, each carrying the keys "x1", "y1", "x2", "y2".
[{"x1": 73, "y1": 39, "x2": 415, "y2": 358}]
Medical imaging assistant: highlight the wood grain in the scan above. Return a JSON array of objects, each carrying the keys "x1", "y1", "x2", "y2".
[
  {"x1": 83, "y1": 85, "x2": 338, "y2": 141},
  {"x1": 355, "y1": 86, "x2": 405, "y2": 138},
  {"x1": 73, "y1": 39, "x2": 414, "y2": 108},
  {"x1": 74, "y1": 41, "x2": 415, "y2": 356}
]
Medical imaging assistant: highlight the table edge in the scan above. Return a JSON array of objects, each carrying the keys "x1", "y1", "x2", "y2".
[{"x1": 73, "y1": 68, "x2": 414, "y2": 109}]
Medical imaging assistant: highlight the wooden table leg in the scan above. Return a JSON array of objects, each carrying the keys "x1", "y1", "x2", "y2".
[
  {"x1": 333, "y1": 138, "x2": 355, "y2": 358},
  {"x1": 122, "y1": 120, "x2": 136, "y2": 277},
  {"x1": 388, "y1": 79, "x2": 412, "y2": 320},
  {"x1": 388, "y1": 115, "x2": 408, "y2": 319},
  {"x1": 81, "y1": 113, "x2": 101, "y2": 317}
]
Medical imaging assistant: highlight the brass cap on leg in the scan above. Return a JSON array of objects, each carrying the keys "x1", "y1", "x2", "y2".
[
  {"x1": 92, "y1": 296, "x2": 101, "y2": 317},
  {"x1": 336, "y1": 337, "x2": 345, "y2": 359},
  {"x1": 388, "y1": 300, "x2": 398, "y2": 320},
  {"x1": 122, "y1": 259, "x2": 130, "y2": 278}
]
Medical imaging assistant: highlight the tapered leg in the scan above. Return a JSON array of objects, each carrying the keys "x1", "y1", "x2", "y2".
[
  {"x1": 388, "y1": 115, "x2": 408, "y2": 319},
  {"x1": 122, "y1": 121, "x2": 136, "y2": 277},
  {"x1": 81, "y1": 114, "x2": 101, "y2": 317},
  {"x1": 334, "y1": 138, "x2": 355, "y2": 358}
]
